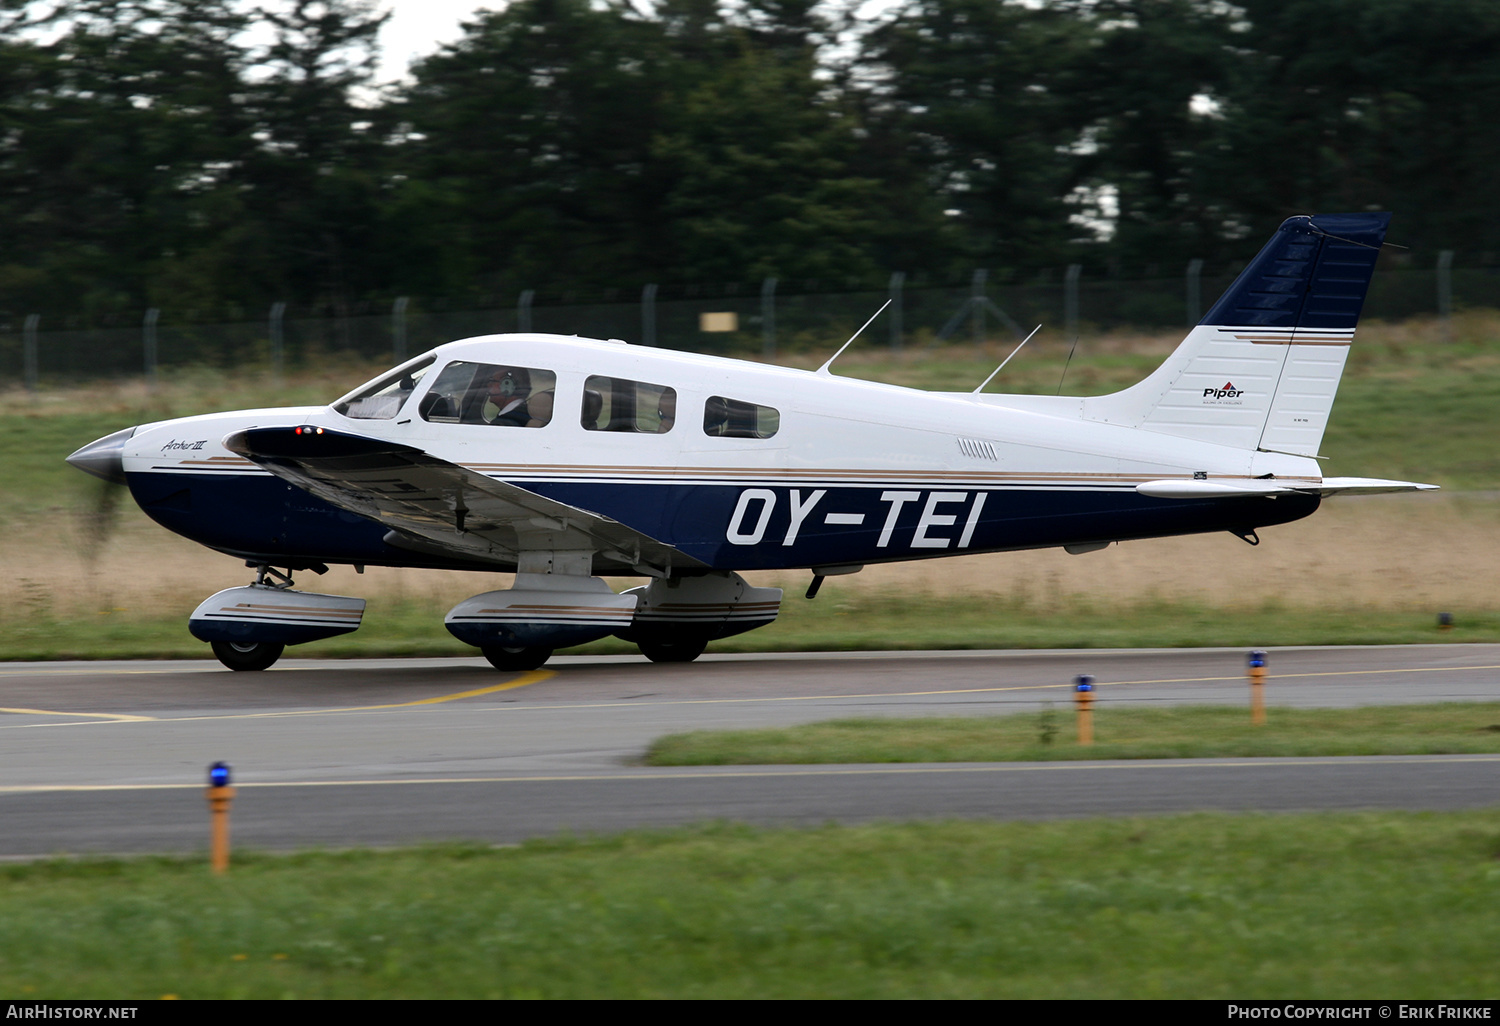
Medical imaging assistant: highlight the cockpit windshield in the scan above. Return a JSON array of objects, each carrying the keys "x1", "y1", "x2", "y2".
[{"x1": 332, "y1": 355, "x2": 437, "y2": 420}]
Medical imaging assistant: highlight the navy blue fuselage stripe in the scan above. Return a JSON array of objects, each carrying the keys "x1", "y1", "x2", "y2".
[{"x1": 128, "y1": 471, "x2": 1320, "y2": 572}]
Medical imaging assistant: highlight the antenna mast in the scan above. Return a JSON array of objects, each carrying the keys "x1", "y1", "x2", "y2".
[
  {"x1": 816, "y1": 300, "x2": 893, "y2": 376},
  {"x1": 972, "y1": 324, "x2": 1042, "y2": 394}
]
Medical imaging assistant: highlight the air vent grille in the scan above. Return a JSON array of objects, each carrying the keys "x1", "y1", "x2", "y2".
[{"x1": 957, "y1": 437, "x2": 997, "y2": 461}]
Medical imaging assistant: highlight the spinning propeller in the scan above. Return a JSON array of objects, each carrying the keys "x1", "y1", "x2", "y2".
[{"x1": 66, "y1": 425, "x2": 135, "y2": 570}]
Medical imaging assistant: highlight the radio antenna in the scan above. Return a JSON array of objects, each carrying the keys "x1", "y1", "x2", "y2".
[
  {"x1": 972, "y1": 324, "x2": 1042, "y2": 394},
  {"x1": 817, "y1": 299, "x2": 892, "y2": 376},
  {"x1": 1056, "y1": 335, "x2": 1080, "y2": 395}
]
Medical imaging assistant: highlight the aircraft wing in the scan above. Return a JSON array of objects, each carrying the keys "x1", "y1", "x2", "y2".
[{"x1": 222, "y1": 426, "x2": 706, "y2": 574}]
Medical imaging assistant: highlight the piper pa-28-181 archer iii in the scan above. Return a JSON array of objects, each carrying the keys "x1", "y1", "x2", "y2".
[{"x1": 67, "y1": 212, "x2": 1434, "y2": 671}]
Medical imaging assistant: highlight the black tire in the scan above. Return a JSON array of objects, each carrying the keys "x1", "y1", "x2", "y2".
[
  {"x1": 481, "y1": 645, "x2": 553, "y2": 671},
  {"x1": 211, "y1": 640, "x2": 285, "y2": 671},
  {"x1": 638, "y1": 637, "x2": 707, "y2": 664}
]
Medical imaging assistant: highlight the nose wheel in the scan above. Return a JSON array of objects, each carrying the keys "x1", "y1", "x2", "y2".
[{"x1": 210, "y1": 640, "x2": 286, "y2": 671}]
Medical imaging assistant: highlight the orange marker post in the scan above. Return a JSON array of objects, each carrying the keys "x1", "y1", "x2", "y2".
[
  {"x1": 206, "y1": 762, "x2": 235, "y2": 874},
  {"x1": 1073, "y1": 675, "x2": 1095, "y2": 746},
  {"x1": 1248, "y1": 650, "x2": 1267, "y2": 726}
]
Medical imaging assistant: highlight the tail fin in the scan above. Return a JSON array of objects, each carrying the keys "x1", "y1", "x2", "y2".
[{"x1": 1085, "y1": 213, "x2": 1391, "y2": 456}]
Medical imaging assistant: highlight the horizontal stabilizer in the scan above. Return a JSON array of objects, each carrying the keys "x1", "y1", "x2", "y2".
[
  {"x1": 1315, "y1": 477, "x2": 1440, "y2": 496},
  {"x1": 1137, "y1": 477, "x2": 1437, "y2": 500},
  {"x1": 1136, "y1": 480, "x2": 1295, "y2": 499}
]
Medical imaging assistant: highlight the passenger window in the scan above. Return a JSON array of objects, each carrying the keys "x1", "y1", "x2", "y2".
[
  {"x1": 333, "y1": 356, "x2": 436, "y2": 420},
  {"x1": 703, "y1": 396, "x2": 779, "y2": 439},
  {"x1": 419, "y1": 361, "x2": 556, "y2": 428},
  {"x1": 582, "y1": 375, "x2": 676, "y2": 433}
]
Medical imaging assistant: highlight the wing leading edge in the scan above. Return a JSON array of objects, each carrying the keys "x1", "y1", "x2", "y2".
[{"x1": 222, "y1": 426, "x2": 706, "y2": 575}]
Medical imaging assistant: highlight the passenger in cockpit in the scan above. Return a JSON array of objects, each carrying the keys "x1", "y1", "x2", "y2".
[{"x1": 655, "y1": 389, "x2": 676, "y2": 431}]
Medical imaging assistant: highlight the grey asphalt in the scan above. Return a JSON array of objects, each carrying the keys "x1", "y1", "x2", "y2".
[{"x1": 1, "y1": 645, "x2": 1498, "y2": 855}]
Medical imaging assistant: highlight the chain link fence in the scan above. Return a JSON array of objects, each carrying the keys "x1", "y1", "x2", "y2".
[{"x1": 2, "y1": 263, "x2": 1496, "y2": 388}]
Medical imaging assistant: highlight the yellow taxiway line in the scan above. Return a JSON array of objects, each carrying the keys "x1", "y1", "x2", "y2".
[
  {"x1": 0, "y1": 707, "x2": 154, "y2": 722},
  {"x1": 0, "y1": 670, "x2": 553, "y2": 729},
  {"x1": 2, "y1": 663, "x2": 1497, "y2": 729}
]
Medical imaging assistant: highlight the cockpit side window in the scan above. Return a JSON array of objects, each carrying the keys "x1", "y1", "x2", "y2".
[
  {"x1": 582, "y1": 375, "x2": 675, "y2": 433},
  {"x1": 704, "y1": 396, "x2": 779, "y2": 439},
  {"x1": 419, "y1": 361, "x2": 556, "y2": 428},
  {"x1": 333, "y1": 356, "x2": 436, "y2": 420}
]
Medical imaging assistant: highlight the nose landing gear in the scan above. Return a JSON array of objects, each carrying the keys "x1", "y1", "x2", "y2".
[
  {"x1": 189, "y1": 564, "x2": 366, "y2": 671},
  {"x1": 210, "y1": 640, "x2": 287, "y2": 672}
]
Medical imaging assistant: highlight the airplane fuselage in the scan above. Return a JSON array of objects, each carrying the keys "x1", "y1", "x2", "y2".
[
  {"x1": 117, "y1": 333, "x2": 1322, "y2": 575},
  {"x1": 66, "y1": 212, "x2": 1426, "y2": 670}
]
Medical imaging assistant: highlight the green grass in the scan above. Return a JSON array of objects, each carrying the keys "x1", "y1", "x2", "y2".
[
  {"x1": 644, "y1": 703, "x2": 1500, "y2": 765},
  {"x1": 3, "y1": 815, "x2": 1499, "y2": 998},
  {"x1": 2, "y1": 593, "x2": 1494, "y2": 661}
]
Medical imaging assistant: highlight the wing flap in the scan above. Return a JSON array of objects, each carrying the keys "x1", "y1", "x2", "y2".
[{"x1": 223, "y1": 426, "x2": 705, "y2": 573}]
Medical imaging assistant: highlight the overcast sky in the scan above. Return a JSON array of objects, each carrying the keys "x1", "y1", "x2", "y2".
[{"x1": 378, "y1": 1, "x2": 495, "y2": 82}]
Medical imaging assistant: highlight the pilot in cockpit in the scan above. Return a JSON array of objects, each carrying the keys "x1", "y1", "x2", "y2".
[
  {"x1": 471, "y1": 366, "x2": 553, "y2": 427},
  {"x1": 480, "y1": 367, "x2": 530, "y2": 424}
]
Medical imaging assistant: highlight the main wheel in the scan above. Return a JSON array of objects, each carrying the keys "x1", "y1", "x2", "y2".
[
  {"x1": 481, "y1": 645, "x2": 553, "y2": 671},
  {"x1": 638, "y1": 637, "x2": 707, "y2": 664},
  {"x1": 211, "y1": 640, "x2": 285, "y2": 671}
]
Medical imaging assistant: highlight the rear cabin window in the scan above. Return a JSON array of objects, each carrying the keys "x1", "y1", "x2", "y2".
[
  {"x1": 333, "y1": 356, "x2": 436, "y2": 420},
  {"x1": 703, "y1": 396, "x2": 779, "y2": 439},
  {"x1": 582, "y1": 376, "x2": 676, "y2": 433},
  {"x1": 418, "y1": 361, "x2": 556, "y2": 428}
]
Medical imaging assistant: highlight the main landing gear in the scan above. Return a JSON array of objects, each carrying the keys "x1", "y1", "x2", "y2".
[
  {"x1": 185, "y1": 565, "x2": 785, "y2": 673},
  {"x1": 636, "y1": 637, "x2": 708, "y2": 664},
  {"x1": 481, "y1": 645, "x2": 554, "y2": 672},
  {"x1": 448, "y1": 571, "x2": 782, "y2": 671}
]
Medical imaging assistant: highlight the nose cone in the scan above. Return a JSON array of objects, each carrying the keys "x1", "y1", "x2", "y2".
[{"x1": 66, "y1": 426, "x2": 136, "y2": 484}]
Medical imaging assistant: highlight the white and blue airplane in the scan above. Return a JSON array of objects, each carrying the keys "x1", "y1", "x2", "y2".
[{"x1": 68, "y1": 212, "x2": 1434, "y2": 671}]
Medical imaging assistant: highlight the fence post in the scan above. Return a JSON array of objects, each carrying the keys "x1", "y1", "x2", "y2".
[
  {"x1": 143, "y1": 308, "x2": 160, "y2": 387},
  {"x1": 392, "y1": 296, "x2": 409, "y2": 362},
  {"x1": 641, "y1": 283, "x2": 657, "y2": 347},
  {"x1": 971, "y1": 269, "x2": 987, "y2": 345},
  {"x1": 1185, "y1": 258, "x2": 1204, "y2": 326},
  {"x1": 888, "y1": 271, "x2": 905, "y2": 351},
  {"x1": 518, "y1": 289, "x2": 534, "y2": 333},
  {"x1": 269, "y1": 301, "x2": 286, "y2": 383},
  {"x1": 1437, "y1": 250, "x2": 1454, "y2": 338},
  {"x1": 23, "y1": 314, "x2": 38, "y2": 393},
  {"x1": 1064, "y1": 264, "x2": 1082, "y2": 339},
  {"x1": 761, "y1": 277, "x2": 777, "y2": 358}
]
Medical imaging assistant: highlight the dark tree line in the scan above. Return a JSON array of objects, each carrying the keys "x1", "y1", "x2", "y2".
[{"x1": 2, "y1": 0, "x2": 1498, "y2": 326}]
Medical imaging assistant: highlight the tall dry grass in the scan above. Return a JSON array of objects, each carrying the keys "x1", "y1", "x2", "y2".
[{"x1": 3, "y1": 492, "x2": 1492, "y2": 626}]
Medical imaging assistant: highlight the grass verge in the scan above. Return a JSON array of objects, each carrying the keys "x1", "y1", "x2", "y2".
[
  {"x1": 644, "y1": 703, "x2": 1500, "y2": 765},
  {"x1": 2, "y1": 595, "x2": 1495, "y2": 661},
  {"x1": 3, "y1": 815, "x2": 1499, "y2": 998}
]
